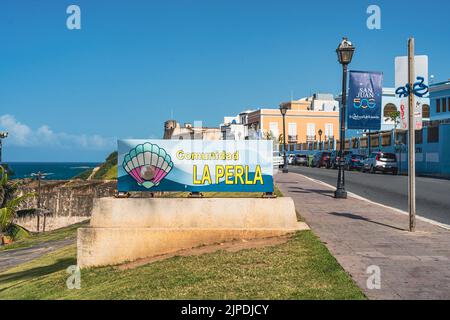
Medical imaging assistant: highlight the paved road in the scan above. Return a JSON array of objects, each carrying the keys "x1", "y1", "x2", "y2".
[
  {"x1": 286, "y1": 166, "x2": 450, "y2": 226},
  {"x1": 0, "y1": 238, "x2": 75, "y2": 273}
]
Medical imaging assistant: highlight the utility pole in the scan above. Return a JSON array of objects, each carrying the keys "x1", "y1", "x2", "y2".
[{"x1": 408, "y1": 38, "x2": 416, "y2": 232}]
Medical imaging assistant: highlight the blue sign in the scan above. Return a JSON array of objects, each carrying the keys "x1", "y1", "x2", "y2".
[
  {"x1": 118, "y1": 140, "x2": 274, "y2": 193},
  {"x1": 347, "y1": 71, "x2": 383, "y2": 130}
]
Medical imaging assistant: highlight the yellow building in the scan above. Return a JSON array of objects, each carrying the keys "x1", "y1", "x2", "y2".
[{"x1": 247, "y1": 94, "x2": 340, "y2": 143}]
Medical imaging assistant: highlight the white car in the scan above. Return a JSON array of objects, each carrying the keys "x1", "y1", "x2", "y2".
[
  {"x1": 273, "y1": 152, "x2": 284, "y2": 168},
  {"x1": 362, "y1": 152, "x2": 398, "y2": 175}
]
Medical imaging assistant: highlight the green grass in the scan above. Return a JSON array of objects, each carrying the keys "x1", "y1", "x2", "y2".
[
  {"x1": 0, "y1": 231, "x2": 365, "y2": 300},
  {"x1": 92, "y1": 152, "x2": 117, "y2": 180},
  {"x1": 102, "y1": 164, "x2": 117, "y2": 180},
  {"x1": 0, "y1": 221, "x2": 89, "y2": 252}
]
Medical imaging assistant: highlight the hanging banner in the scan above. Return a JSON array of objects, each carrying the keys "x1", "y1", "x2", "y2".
[
  {"x1": 395, "y1": 55, "x2": 429, "y2": 130},
  {"x1": 347, "y1": 71, "x2": 383, "y2": 130},
  {"x1": 118, "y1": 140, "x2": 274, "y2": 193}
]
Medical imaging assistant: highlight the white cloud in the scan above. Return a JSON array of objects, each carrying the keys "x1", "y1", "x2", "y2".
[{"x1": 0, "y1": 114, "x2": 115, "y2": 150}]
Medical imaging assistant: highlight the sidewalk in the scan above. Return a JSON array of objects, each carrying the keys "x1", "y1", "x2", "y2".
[
  {"x1": 276, "y1": 172, "x2": 450, "y2": 300},
  {"x1": 0, "y1": 238, "x2": 75, "y2": 273}
]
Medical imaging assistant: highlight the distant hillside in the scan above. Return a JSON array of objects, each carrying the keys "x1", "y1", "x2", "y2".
[{"x1": 75, "y1": 152, "x2": 117, "y2": 180}]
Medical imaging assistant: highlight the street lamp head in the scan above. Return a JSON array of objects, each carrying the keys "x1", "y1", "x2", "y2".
[
  {"x1": 336, "y1": 37, "x2": 355, "y2": 65},
  {"x1": 318, "y1": 129, "x2": 323, "y2": 136},
  {"x1": 279, "y1": 103, "x2": 291, "y2": 116},
  {"x1": 0, "y1": 132, "x2": 8, "y2": 139}
]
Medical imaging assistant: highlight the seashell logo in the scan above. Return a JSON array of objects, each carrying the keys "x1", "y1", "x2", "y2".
[{"x1": 122, "y1": 142, "x2": 174, "y2": 189}]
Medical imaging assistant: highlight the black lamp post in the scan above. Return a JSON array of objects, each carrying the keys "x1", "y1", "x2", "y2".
[
  {"x1": 335, "y1": 37, "x2": 355, "y2": 199},
  {"x1": 318, "y1": 129, "x2": 323, "y2": 144},
  {"x1": 279, "y1": 103, "x2": 291, "y2": 173}
]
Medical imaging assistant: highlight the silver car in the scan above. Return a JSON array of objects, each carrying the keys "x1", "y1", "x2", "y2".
[{"x1": 362, "y1": 152, "x2": 398, "y2": 175}]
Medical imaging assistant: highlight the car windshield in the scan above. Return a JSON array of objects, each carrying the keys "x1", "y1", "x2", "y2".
[{"x1": 381, "y1": 153, "x2": 396, "y2": 160}]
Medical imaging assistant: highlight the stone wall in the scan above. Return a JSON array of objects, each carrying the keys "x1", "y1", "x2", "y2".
[{"x1": 14, "y1": 179, "x2": 116, "y2": 232}]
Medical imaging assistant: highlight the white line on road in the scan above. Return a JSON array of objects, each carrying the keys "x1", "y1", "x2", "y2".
[{"x1": 296, "y1": 173, "x2": 450, "y2": 231}]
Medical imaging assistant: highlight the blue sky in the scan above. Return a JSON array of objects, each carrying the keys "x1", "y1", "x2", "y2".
[{"x1": 1, "y1": 0, "x2": 449, "y2": 161}]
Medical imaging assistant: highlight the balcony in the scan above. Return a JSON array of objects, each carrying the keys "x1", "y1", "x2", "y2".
[
  {"x1": 306, "y1": 135, "x2": 316, "y2": 142},
  {"x1": 288, "y1": 135, "x2": 298, "y2": 143}
]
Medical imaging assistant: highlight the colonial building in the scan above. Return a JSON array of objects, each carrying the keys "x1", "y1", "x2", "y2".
[
  {"x1": 245, "y1": 93, "x2": 340, "y2": 143},
  {"x1": 163, "y1": 120, "x2": 221, "y2": 140}
]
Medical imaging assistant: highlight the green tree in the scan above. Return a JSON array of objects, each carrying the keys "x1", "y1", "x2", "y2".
[
  {"x1": 385, "y1": 110, "x2": 401, "y2": 130},
  {"x1": 0, "y1": 166, "x2": 34, "y2": 242}
]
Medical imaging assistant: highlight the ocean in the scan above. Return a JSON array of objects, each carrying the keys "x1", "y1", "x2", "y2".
[{"x1": 4, "y1": 162, "x2": 101, "y2": 180}]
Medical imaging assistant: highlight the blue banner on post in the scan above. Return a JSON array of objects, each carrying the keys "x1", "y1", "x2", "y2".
[{"x1": 347, "y1": 71, "x2": 383, "y2": 130}]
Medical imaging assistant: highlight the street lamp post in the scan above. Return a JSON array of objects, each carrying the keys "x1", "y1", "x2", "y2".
[
  {"x1": 334, "y1": 37, "x2": 355, "y2": 199},
  {"x1": 318, "y1": 129, "x2": 323, "y2": 148},
  {"x1": 279, "y1": 103, "x2": 291, "y2": 173}
]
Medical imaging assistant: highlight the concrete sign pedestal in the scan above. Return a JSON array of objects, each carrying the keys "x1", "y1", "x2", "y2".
[{"x1": 77, "y1": 197, "x2": 306, "y2": 268}]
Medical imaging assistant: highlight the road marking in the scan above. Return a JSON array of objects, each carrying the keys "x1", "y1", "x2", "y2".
[{"x1": 295, "y1": 173, "x2": 450, "y2": 231}]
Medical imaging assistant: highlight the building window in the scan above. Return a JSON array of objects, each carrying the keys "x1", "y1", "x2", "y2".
[
  {"x1": 422, "y1": 104, "x2": 430, "y2": 118},
  {"x1": 443, "y1": 98, "x2": 447, "y2": 113},
  {"x1": 325, "y1": 123, "x2": 333, "y2": 139},
  {"x1": 436, "y1": 99, "x2": 441, "y2": 113},
  {"x1": 383, "y1": 103, "x2": 397, "y2": 118},
  {"x1": 269, "y1": 122, "x2": 278, "y2": 138},
  {"x1": 427, "y1": 126, "x2": 439, "y2": 143},
  {"x1": 415, "y1": 129, "x2": 423, "y2": 144},
  {"x1": 288, "y1": 123, "x2": 297, "y2": 142},
  {"x1": 306, "y1": 123, "x2": 315, "y2": 141}
]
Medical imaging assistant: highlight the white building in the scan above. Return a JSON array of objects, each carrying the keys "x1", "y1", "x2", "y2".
[
  {"x1": 220, "y1": 110, "x2": 254, "y2": 140},
  {"x1": 310, "y1": 93, "x2": 339, "y2": 112}
]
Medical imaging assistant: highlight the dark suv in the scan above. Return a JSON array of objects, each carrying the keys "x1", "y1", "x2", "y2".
[
  {"x1": 312, "y1": 152, "x2": 331, "y2": 168},
  {"x1": 330, "y1": 150, "x2": 352, "y2": 169},
  {"x1": 344, "y1": 154, "x2": 366, "y2": 171}
]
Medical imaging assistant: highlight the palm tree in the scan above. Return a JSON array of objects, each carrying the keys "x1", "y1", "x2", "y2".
[{"x1": 0, "y1": 166, "x2": 34, "y2": 243}]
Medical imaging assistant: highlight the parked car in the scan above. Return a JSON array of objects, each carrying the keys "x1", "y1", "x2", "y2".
[
  {"x1": 287, "y1": 154, "x2": 295, "y2": 165},
  {"x1": 344, "y1": 154, "x2": 366, "y2": 171},
  {"x1": 312, "y1": 151, "x2": 331, "y2": 168},
  {"x1": 362, "y1": 152, "x2": 398, "y2": 175},
  {"x1": 273, "y1": 151, "x2": 284, "y2": 168},
  {"x1": 295, "y1": 154, "x2": 308, "y2": 166},
  {"x1": 329, "y1": 150, "x2": 352, "y2": 169}
]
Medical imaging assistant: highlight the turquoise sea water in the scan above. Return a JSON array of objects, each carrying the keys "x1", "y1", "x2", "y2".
[{"x1": 4, "y1": 162, "x2": 101, "y2": 180}]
